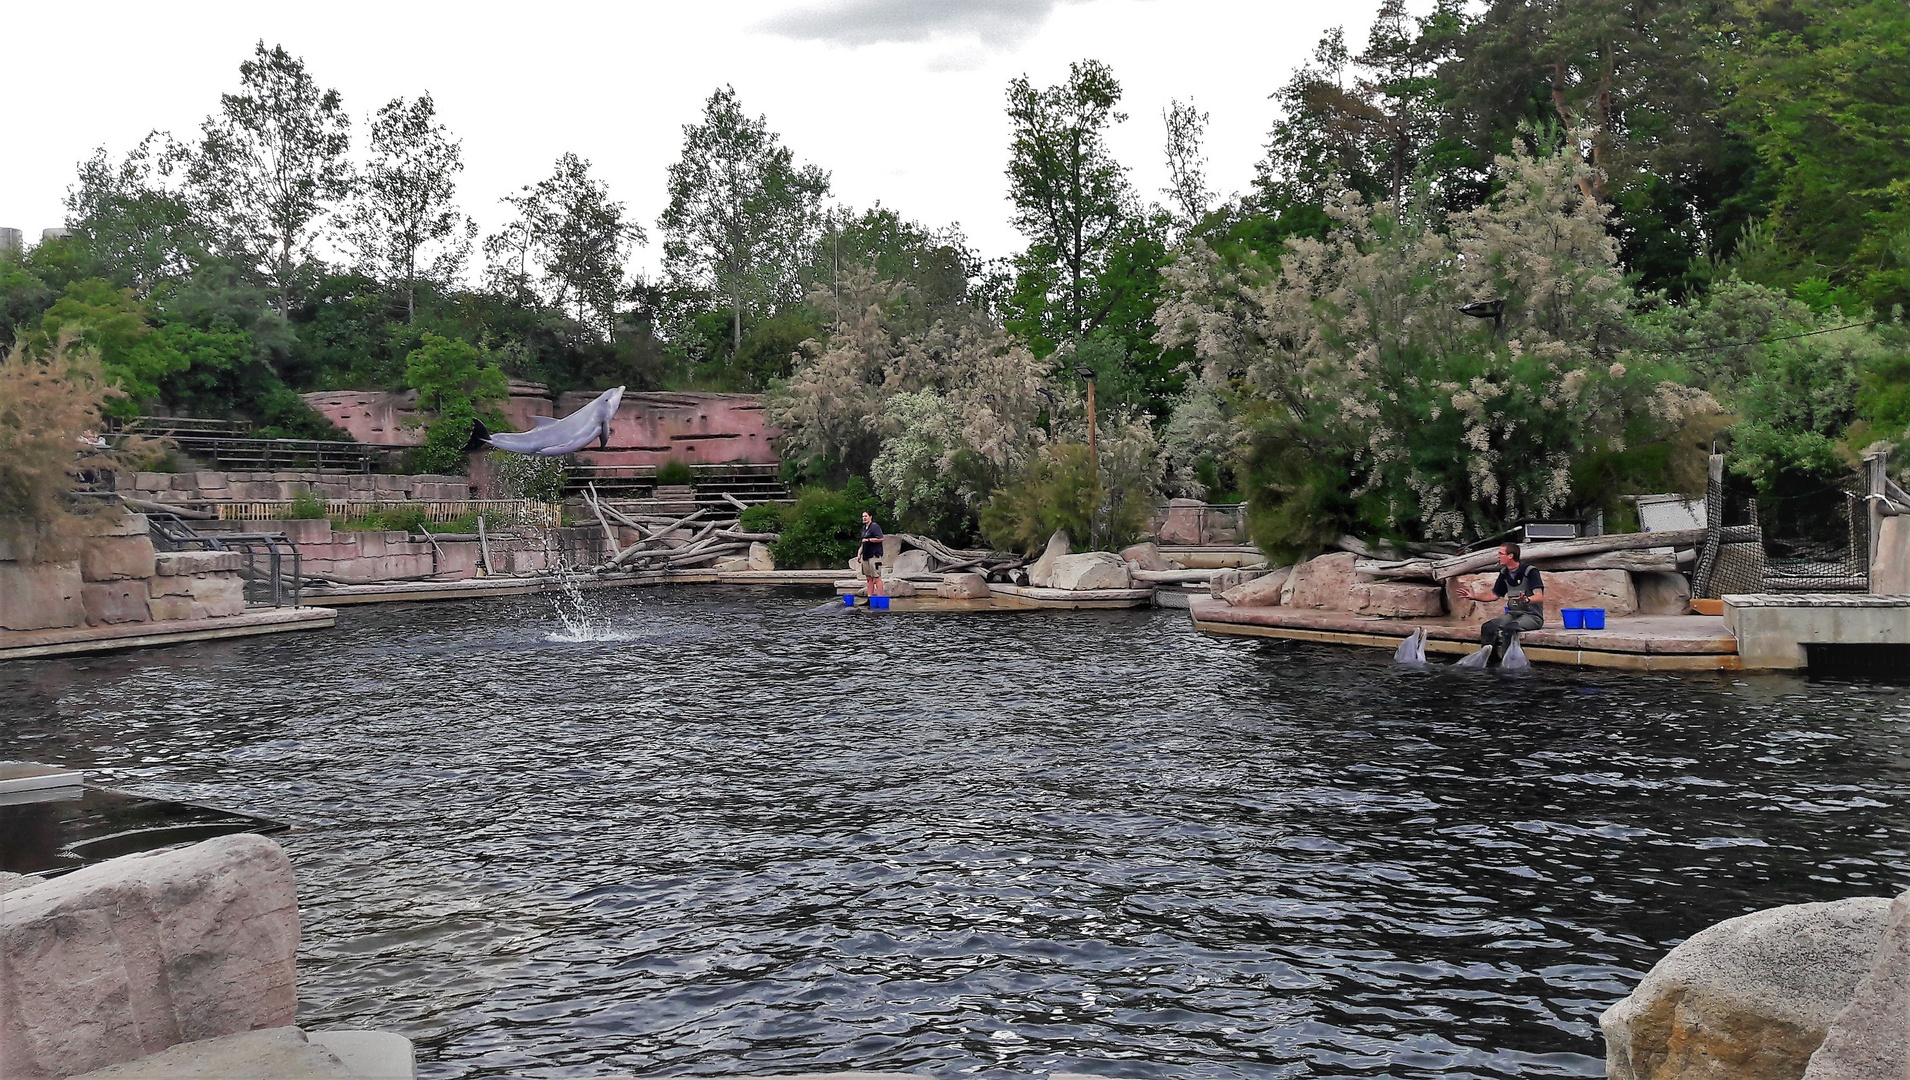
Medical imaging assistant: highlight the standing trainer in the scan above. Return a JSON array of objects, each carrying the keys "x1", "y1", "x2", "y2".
[
  {"x1": 1464, "y1": 543, "x2": 1545, "y2": 659},
  {"x1": 858, "y1": 511, "x2": 886, "y2": 600}
]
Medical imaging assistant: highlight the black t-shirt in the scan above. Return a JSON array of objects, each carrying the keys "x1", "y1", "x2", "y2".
[
  {"x1": 859, "y1": 522, "x2": 884, "y2": 561},
  {"x1": 1491, "y1": 564, "x2": 1543, "y2": 604}
]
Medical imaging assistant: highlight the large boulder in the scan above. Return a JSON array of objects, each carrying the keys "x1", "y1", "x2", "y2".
[
  {"x1": 1805, "y1": 890, "x2": 1910, "y2": 1080},
  {"x1": 747, "y1": 542, "x2": 775, "y2": 572},
  {"x1": 0, "y1": 560, "x2": 87, "y2": 631},
  {"x1": 1347, "y1": 581, "x2": 1444, "y2": 617},
  {"x1": 1048, "y1": 551, "x2": 1131, "y2": 591},
  {"x1": 890, "y1": 549, "x2": 932, "y2": 578},
  {"x1": 82, "y1": 581, "x2": 151, "y2": 625},
  {"x1": 1027, "y1": 530, "x2": 1070, "y2": 588},
  {"x1": 1635, "y1": 571, "x2": 1694, "y2": 616},
  {"x1": 937, "y1": 572, "x2": 991, "y2": 599},
  {"x1": 1601, "y1": 897, "x2": 1893, "y2": 1080},
  {"x1": 1284, "y1": 551, "x2": 1361, "y2": 610},
  {"x1": 1120, "y1": 542, "x2": 1172, "y2": 572},
  {"x1": 1542, "y1": 568, "x2": 1638, "y2": 621},
  {"x1": 1156, "y1": 499, "x2": 1205, "y2": 545},
  {"x1": 1445, "y1": 572, "x2": 1498, "y2": 623},
  {"x1": 65, "y1": 1028, "x2": 356, "y2": 1080},
  {"x1": 1221, "y1": 567, "x2": 1292, "y2": 608},
  {"x1": 80, "y1": 535, "x2": 156, "y2": 582},
  {"x1": 0, "y1": 833, "x2": 301, "y2": 1080}
]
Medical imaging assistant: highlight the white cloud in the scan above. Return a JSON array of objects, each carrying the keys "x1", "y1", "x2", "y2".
[{"x1": 755, "y1": 0, "x2": 1082, "y2": 48}]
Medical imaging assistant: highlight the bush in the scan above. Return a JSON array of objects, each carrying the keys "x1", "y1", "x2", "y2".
[
  {"x1": 769, "y1": 478, "x2": 886, "y2": 568},
  {"x1": 0, "y1": 338, "x2": 121, "y2": 562},
  {"x1": 492, "y1": 452, "x2": 568, "y2": 502},
  {"x1": 979, "y1": 442, "x2": 1154, "y2": 554},
  {"x1": 655, "y1": 457, "x2": 694, "y2": 486},
  {"x1": 738, "y1": 502, "x2": 789, "y2": 533},
  {"x1": 287, "y1": 489, "x2": 327, "y2": 519}
]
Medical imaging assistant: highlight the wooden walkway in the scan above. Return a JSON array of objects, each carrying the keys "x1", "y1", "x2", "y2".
[{"x1": 1188, "y1": 597, "x2": 1742, "y2": 671}]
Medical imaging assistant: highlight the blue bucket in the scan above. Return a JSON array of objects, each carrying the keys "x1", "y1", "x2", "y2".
[
  {"x1": 1583, "y1": 608, "x2": 1606, "y2": 630},
  {"x1": 843, "y1": 594, "x2": 855, "y2": 606},
  {"x1": 1562, "y1": 608, "x2": 1585, "y2": 629},
  {"x1": 871, "y1": 595, "x2": 891, "y2": 610}
]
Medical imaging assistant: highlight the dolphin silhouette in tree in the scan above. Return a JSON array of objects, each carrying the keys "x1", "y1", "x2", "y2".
[{"x1": 486, "y1": 386, "x2": 625, "y2": 456}]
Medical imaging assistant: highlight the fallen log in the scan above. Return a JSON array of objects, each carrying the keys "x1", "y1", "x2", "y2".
[
  {"x1": 1432, "y1": 528, "x2": 1708, "y2": 579},
  {"x1": 120, "y1": 496, "x2": 218, "y2": 520},
  {"x1": 1130, "y1": 568, "x2": 1220, "y2": 583},
  {"x1": 585, "y1": 484, "x2": 621, "y2": 561},
  {"x1": 1354, "y1": 559, "x2": 1437, "y2": 581},
  {"x1": 720, "y1": 492, "x2": 751, "y2": 512},
  {"x1": 1529, "y1": 550, "x2": 1680, "y2": 572}
]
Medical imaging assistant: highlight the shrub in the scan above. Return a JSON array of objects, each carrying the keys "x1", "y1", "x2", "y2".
[
  {"x1": 0, "y1": 338, "x2": 122, "y2": 562},
  {"x1": 404, "y1": 334, "x2": 507, "y2": 475},
  {"x1": 738, "y1": 502, "x2": 789, "y2": 533},
  {"x1": 979, "y1": 442, "x2": 1154, "y2": 555},
  {"x1": 287, "y1": 489, "x2": 327, "y2": 519},
  {"x1": 655, "y1": 457, "x2": 694, "y2": 486},
  {"x1": 492, "y1": 451, "x2": 568, "y2": 503},
  {"x1": 769, "y1": 478, "x2": 886, "y2": 568}
]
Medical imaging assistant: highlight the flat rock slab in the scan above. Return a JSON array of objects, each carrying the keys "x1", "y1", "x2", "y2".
[{"x1": 67, "y1": 1028, "x2": 357, "y2": 1080}]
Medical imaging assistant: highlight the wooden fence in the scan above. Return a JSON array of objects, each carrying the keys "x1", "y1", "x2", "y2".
[{"x1": 213, "y1": 500, "x2": 563, "y2": 527}]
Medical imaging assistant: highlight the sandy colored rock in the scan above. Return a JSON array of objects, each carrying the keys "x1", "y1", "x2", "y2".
[
  {"x1": 1120, "y1": 542, "x2": 1172, "y2": 572},
  {"x1": 1348, "y1": 581, "x2": 1444, "y2": 617},
  {"x1": 80, "y1": 535, "x2": 156, "y2": 582},
  {"x1": 1048, "y1": 551, "x2": 1130, "y2": 591},
  {"x1": 1222, "y1": 567, "x2": 1291, "y2": 608},
  {"x1": 711, "y1": 556, "x2": 749, "y2": 572},
  {"x1": 1285, "y1": 551, "x2": 1361, "y2": 610},
  {"x1": 1867, "y1": 517, "x2": 1908, "y2": 595},
  {"x1": 882, "y1": 578, "x2": 918, "y2": 597},
  {"x1": 0, "y1": 560, "x2": 87, "y2": 631},
  {"x1": 82, "y1": 581, "x2": 151, "y2": 625},
  {"x1": 153, "y1": 551, "x2": 243, "y2": 576},
  {"x1": 1602, "y1": 896, "x2": 1892, "y2": 1080},
  {"x1": 890, "y1": 549, "x2": 931, "y2": 577},
  {"x1": 146, "y1": 595, "x2": 197, "y2": 622},
  {"x1": 747, "y1": 542, "x2": 775, "y2": 572},
  {"x1": 1804, "y1": 889, "x2": 1910, "y2": 1080},
  {"x1": 278, "y1": 519, "x2": 333, "y2": 545},
  {"x1": 83, "y1": 512, "x2": 148, "y2": 538},
  {"x1": 1027, "y1": 530, "x2": 1070, "y2": 588},
  {"x1": 1156, "y1": 498, "x2": 1205, "y2": 545},
  {"x1": 1634, "y1": 571, "x2": 1694, "y2": 616},
  {"x1": 1445, "y1": 572, "x2": 1499, "y2": 622},
  {"x1": 937, "y1": 572, "x2": 991, "y2": 599},
  {"x1": 1542, "y1": 568, "x2": 1638, "y2": 620},
  {"x1": 65, "y1": 1028, "x2": 355, "y2": 1080},
  {"x1": 0, "y1": 833, "x2": 301, "y2": 1080},
  {"x1": 0, "y1": 872, "x2": 40, "y2": 895}
]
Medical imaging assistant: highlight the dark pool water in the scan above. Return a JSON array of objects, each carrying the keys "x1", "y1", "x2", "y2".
[{"x1": 2, "y1": 587, "x2": 1906, "y2": 1079}]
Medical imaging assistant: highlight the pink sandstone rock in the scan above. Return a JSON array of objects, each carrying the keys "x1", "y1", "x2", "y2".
[
  {"x1": 279, "y1": 519, "x2": 333, "y2": 545},
  {"x1": 1445, "y1": 573, "x2": 1497, "y2": 623},
  {"x1": 80, "y1": 536, "x2": 156, "y2": 582},
  {"x1": 1156, "y1": 499, "x2": 1205, "y2": 546},
  {"x1": 0, "y1": 833, "x2": 300, "y2": 1080},
  {"x1": 1541, "y1": 568, "x2": 1637, "y2": 620},
  {"x1": 152, "y1": 551, "x2": 242, "y2": 576},
  {"x1": 0, "y1": 561, "x2": 87, "y2": 631},
  {"x1": 1120, "y1": 542, "x2": 1172, "y2": 572},
  {"x1": 1221, "y1": 567, "x2": 1292, "y2": 607},
  {"x1": 1285, "y1": 551, "x2": 1361, "y2": 610},
  {"x1": 1804, "y1": 889, "x2": 1910, "y2": 1080},
  {"x1": 1048, "y1": 552, "x2": 1130, "y2": 591},
  {"x1": 1633, "y1": 571, "x2": 1692, "y2": 616},
  {"x1": 937, "y1": 572, "x2": 991, "y2": 599},
  {"x1": 146, "y1": 595, "x2": 195, "y2": 622},
  {"x1": 82, "y1": 581, "x2": 151, "y2": 625},
  {"x1": 1348, "y1": 581, "x2": 1445, "y2": 617}
]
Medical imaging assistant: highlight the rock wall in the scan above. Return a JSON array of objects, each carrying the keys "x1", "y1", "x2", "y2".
[
  {"x1": 0, "y1": 834, "x2": 300, "y2": 1079},
  {"x1": 282, "y1": 518, "x2": 603, "y2": 583},
  {"x1": 124, "y1": 470, "x2": 474, "y2": 505},
  {"x1": 0, "y1": 515, "x2": 249, "y2": 634},
  {"x1": 301, "y1": 380, "x2": 554, "y2": 446}
]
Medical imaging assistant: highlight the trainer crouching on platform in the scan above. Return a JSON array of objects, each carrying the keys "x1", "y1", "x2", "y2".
[{"x1": 1464, "y1": 543, "x2": 1544, "y2": 660}]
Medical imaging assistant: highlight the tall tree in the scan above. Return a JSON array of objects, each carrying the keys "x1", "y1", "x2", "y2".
[
  {"x1": 659, "y1": 86, "x2": 831, "y2": 354},
  {"x1": 187, "y1": 43, "x2": 352, "y2": 313},
  {"x1": 1004, "y1": 59, "x2": 1134, "y2": 344},
  {"x1": 1161, "y1": 98, "x2": 1214, "y2": 231},
  {"x1": 65, "y1": 134, "x2": 203, "y2": 295},
  {"x1": 483, "y1": 154, "x2": 643, "y2": 337},
  {"x1": 345, "y1": 94, "x2": 475, "y2": 323}
]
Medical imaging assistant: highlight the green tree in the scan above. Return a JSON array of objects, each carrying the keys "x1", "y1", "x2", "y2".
[
  {"x1": 1004, "y1": 59, "x2": 1134, "y2": 345},
  {"x1": 346, "y1": 94, "x2": 475, "y2": 323},
  {"x1": 404, "y1": 333, "x2": 507, "y2": 473},
  {"x1": 31, "y1": 279, "x2": 186, "y2": 418},
  {"x1": 187, "y1": 42, "x2": 353, "y2": 312},
  {"x1": 65, "y1": 134, "x2": 204, "y2": 294},
  {"x1": 659, "y1": 86, "x2": 831, "y2": 355},
  {"x1": 484, "y1": 154, "x2": 642, "y2": 337}
]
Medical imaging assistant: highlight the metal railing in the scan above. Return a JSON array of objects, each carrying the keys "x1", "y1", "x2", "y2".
[
  {"x1": 145, "y1": 512, "x2": 304, "y2": 608},
  {"x1": 211, "y1": 499, "x2": 562, "y2": 527}
]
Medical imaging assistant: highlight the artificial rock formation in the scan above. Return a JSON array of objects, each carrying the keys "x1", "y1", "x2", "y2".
[
  {"x1": 65, "y1": 1028, "x2": 358, "y2": 1080},
  {"x1": 1804, "y1": 890, "x2": 1910, "y2": 1080},
  {"x1": 1283, "y1": 552, "x2": 1361, "y2": 610},
  {"x1": 1120, "y1": 542, "x2": 1173, "y2": 572},
  {"x1": 1635, "y1": 571, "x2": 1694, "y2": 616},
  {"x1": 0, "y1": 833, "x2": 301, "y2": 1079},
  {"x1": 747, "y1": 543, "x2": 775, "y2": 572},
  {"x1": 1221, "y1": 568, "x2": 1290, "y2": 607},
  {"x1": 1601, "y1": 896, "x2": 1893, "y2": 1080},
  {"x1": 1345, "y1": 581, "x2": 1444, "y2": 617},
  {"x1": 1027, "y1": 531, "x2": 1070, "y2": 588},
  {"x1": 1046, "y1": 552, "x2": 1131, "y2": 591},
  {"x1": 937, "y1": 573, "x2": 991, "y2": 599}
]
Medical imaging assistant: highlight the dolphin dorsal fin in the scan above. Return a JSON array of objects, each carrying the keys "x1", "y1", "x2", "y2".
[{"x1": 531, "y1": 415, "x2": 561, "y2": 427}]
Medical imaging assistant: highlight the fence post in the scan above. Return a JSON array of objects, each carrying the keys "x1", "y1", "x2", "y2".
[{"x1": 1867, "y1": 451, "x2": 1888, "y2": 590}]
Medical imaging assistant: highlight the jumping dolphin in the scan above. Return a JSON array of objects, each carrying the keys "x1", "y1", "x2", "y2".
[
  {"x1": 486, "y1": 386, "x2": 624, "y2": 456},
  {"x1": 1393, "y1": 626, "x2": 1428, "y2": 664}
]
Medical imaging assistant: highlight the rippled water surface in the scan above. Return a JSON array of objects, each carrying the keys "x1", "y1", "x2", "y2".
[{"x1": 3, "y1": 587, "x2": 1907, "y2": 1079}]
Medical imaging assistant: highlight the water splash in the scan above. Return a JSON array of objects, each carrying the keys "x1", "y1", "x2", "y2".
[{"x1": 535, "y1": 513, "x2": 631, "y2": 643}]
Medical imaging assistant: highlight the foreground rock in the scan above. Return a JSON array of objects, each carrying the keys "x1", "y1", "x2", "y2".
[
  {"x1": 0, "y1": 833, "x2": 300, "y2": 1079},
  {"x1": 67, "y1": 1028, "x2": 356, "y2": 1080},
  {"x1": 1120, "y1": 541, "x2": 1173, "y2": 572},
  {"x1": 1047, "y1": 551, "x2": 1131, "y2": 591},
  {"x1": 1220, "y1": 567, "x2": 1289, "y2": 606},
  {"x1": 1027, "y1": 530, "x2": 1070, "y2": 588},
  {"x1": 1283, "y1": 552, "x2": 1360, "y2": 609},
  {"x1": 1602, "y1": 896, "x2": 1893, "y2": 1080},
  {"x1": 1805, "y1": 891, "x2": 1910, "y2": 1079},
  {"x1": 937, "y1": 572, "x2": 991, "y2": 599}
]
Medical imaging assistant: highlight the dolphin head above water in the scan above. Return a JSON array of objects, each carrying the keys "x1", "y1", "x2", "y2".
[{"x1": 486, "y1": 385, "x2": 624, "y2": 456}]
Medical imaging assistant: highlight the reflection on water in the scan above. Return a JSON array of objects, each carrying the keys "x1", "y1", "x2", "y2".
[{"x1": 1, "y1": 588, "x2": 1906, "y2": 1079}]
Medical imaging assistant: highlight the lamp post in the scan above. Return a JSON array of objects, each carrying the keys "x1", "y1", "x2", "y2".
[{"x1": 1076, "y1": 364, "x2": 1098, "y2": 472}]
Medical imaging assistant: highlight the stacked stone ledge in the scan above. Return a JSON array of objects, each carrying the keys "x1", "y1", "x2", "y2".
[
  {"x1": 0, "y1": 514, "x2": 253, "y2": 634},
  {"x1": 127, "y1": 469, "x2": 475, "y2": 504}
]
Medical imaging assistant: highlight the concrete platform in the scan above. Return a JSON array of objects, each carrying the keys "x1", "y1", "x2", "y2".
[
  {"x1": 307, "y1": 568, "x2": 845, "y2": 605},
  {"x1": 1189, "y1": 597, "x2": 1742, "y2": 671},
  {"x1": 1724, "y1": 592, "x2": 1910, "y2": 669},
  {"x1": 0, "y1": 606, "x2": 337, "y2": 662}
]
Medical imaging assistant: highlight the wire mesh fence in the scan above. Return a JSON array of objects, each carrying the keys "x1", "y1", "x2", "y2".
[{"x1": 1691, "y1": 460, "x2": 1868, "y2": 598}]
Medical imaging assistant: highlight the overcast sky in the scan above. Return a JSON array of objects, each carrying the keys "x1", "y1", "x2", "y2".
[{"x1": 6, "y1": 0, "x2": 1388, "y2": 277}]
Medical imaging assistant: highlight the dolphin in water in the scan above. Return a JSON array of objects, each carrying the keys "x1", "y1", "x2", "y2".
[
  {"x1": 1455, "y1": 643, "x2": 1493, "y2": 668},
  {"x1": 486, "y1": 386, "x2": 624, "y2": 456},
  {"x1": 1501, "y1": 634, "x2": 1530, "y2": 670},
  {"x1": 1393, "y1": 626, "x2": 1428, "y2": 664}
]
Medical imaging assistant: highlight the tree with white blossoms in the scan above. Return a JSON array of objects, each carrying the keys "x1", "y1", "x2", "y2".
[{"x1": 1157, "y1": 137, "x2": 1720, "y2": 556}]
